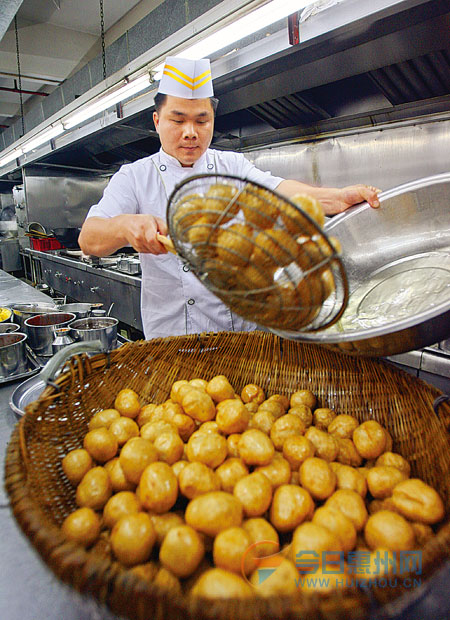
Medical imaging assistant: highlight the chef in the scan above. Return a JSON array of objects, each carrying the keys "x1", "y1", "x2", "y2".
[{"x1": 79, "y1": 56, "x2": 380, "y2": 339}]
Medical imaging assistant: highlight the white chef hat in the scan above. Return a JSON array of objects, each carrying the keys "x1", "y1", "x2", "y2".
[{"x1": 157, "y1": 57, "x2": 214, "y2": 99}]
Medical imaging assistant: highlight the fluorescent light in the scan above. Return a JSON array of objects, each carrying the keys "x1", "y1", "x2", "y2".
[
  {"x1": 22, "y1": 123, "x2": 64, "y2": 153},
  {"x1": 153, "y1": 0, "x2": 312, "y2": 78},
  {"x1": 0, "y1": 149, "x2": 21, "y2": 167},
  {"x1": 63, "y1": 73, "x2": 150, "y2": 130}
]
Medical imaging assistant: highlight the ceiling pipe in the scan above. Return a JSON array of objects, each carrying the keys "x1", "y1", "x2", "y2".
[
  {"x1": 0, "y1": 86, "x2": 49, "y2": 96},
  {"x1": 0, "y1": 0, "x2": 24, "y2": 43}
]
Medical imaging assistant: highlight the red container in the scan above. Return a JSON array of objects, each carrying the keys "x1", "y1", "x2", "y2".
[{"x1": 30, "y1": 237, "x2": 64, "y2": 251}]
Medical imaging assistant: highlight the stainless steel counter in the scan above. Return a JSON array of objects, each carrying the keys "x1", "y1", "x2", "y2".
[{"x1": 0, "y1": 266, "x2": 54, "y2": 307}]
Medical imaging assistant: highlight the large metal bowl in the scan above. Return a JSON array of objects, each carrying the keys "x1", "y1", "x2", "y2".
[{"x1": 272, "y1": 172, "x2": 450, "y2": 356}]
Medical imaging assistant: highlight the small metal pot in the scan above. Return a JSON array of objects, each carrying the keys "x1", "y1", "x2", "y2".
[
  {"x1": 12, "y1": 303, "x2": 57, "y2": 329},
  {"x1": 58, "y1": 303, "x2": 93, "y2": 319},
  {"x1": 24, "y1": 312, "x2": 76, "y2": 356},
  {"x1": 0, "y1": 332, "x2": 28, "y2": 378},
  {"x1": 70, "y1": 317, "x2": 118, "y2": 352},
  {"x1": 0, "y1": 323, "x2": 20, "y2": 334}
]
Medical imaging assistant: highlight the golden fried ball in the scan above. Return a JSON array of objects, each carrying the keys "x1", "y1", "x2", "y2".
[
  {"x1": 312, "y1": 506, "x2": 357, "y2": 553},
  {"x1": 304, "y1": 427, "x2": 338, "y2": 462},
  {"x1": 364, "y1": 510, "x2": 415, "y2": 551},
  {"x1": 289, "y1": 194, "x2": 325, "y2": 229},
  {"x1": 62, "y1": 507, "x2": 101, "y2": 547},
  {"x1": 233, "y1": 472, "x2": 272, "y2": 518},
  {"x1": 299, "y1": 457, "x2": 336, "y2": 501},
  {"x1": 206, "y1": 375, "x2": 235, "y2": 403},
  {"x1": 140, "y1": 420, "x2": 178, "y2": 443},
  {"x1": 215, "y1": 458, "x2": 249, "y2": 493},
  {"x1": 313, "y1": 408, "x2": 336, "y2": 431},
  {"x1": 241, "y1": 384, "x2": 265, "y2": 405},
  {"x1": 179, "y1": 462, "x2": 221, "y2": 499},
  {"x1": 139, "y1": 462, "x2": 178, "y2": 513},
  {"x1": 255, "y1": 453, "x2": 291, "y2": 489},
  {"x1": 197, "y1": 421, "x2": 221, "y2": 434},
  {"x1": 328, "y1": 414, "x2": 360, "y2": 439},
  {"x1": 170, "y1": 380, "x2": 189, "y2": 403},
  {"x1": 367, "y1": 466, "x2": 408, "y2": 499},
  {"x1": 238, "y1": 429, "x2": 275, "y2": 466},
  {"x1": 153, "y1": 431, "x2": 184, "y2": 465},
  {"x1": 62, "y1": 448, "x2": 93, "y2": 485},
  {"x1": 242, "y1": 518, "x2": 280, "y2": 559},
  {"x1": 251, "y1": 228, "x2": 299, "y2": 268},
  {"x1": 290, "y1": 390, "x2": 316, "y2": 410},
  {"x1": 249, "y1": 410, "x2": 276, "y2": 435},
  {"x1": 375, "y1": 452, "x2": 411, "y2": 478},
  {"x1": 103, "y1": 491, "x2": 141, "y2": 529},
  {"x1": 89, "y1": 408, "x2": 121, "y2": 430},
  {"x1": 216, "y1": 224, "x2": 254, "y2": 267},
  {"x1": 76, "y1": 466, "x2": 112, "y2": 510},
  {"x1": 181, "y1": 388, "x2": 216, "y2": 423},
  {"x1": 216, "y1": 399, "x2": 250, "y2": 434},
  {"x1": 109, "y1": 417, "x2": 140, "y2": 446},
  {"x1": 291, "y1": 522, "x2": 342, "y2": 566},
  {"x1": 190, "y1": 568, "x2": 253, "y2": 599},
  {"x1": 288, "y1": 405, "x2": 313, "y2": 428},
  {"x1": 282, "y1": 435, "x2": 316, "y2": 469},
  {"x1": 240, "y1": 185, "x2": 279, "y2": 229},
  {"x1": 325, "y1": 489, "x2": 368, "y2": 532},
  {"x1": 83, "y1": 427, "x2": 118, "y2": 463},
  {"x1": 119, "y1": 437, "x2": 158, "y2": 484},
  {"x1": 185, "y1": 491, "x2": 243, "y2": 537},
  {"x1": 331, "y1": 463, "x2": 367, "y2": 498},
  {"x1": 114, "y1": 388, "x2": 141, "y2": 419},
  {"x1": 353, "y1": 421, "x2": 387, "y2": 459},
  {"x1": 136, "y1": 404, "x2": 157, "y2": 427},
  {"x1": 270, "y1": 484, "x2": 314, "y2": 533},
  {"x1": 391, "y1": 479, "x2": 445, "y2": 524},
  {"x1": 257, "y1": 399, "x2": 286, "y2": 419},
  {"x1": 213, "y1": 526, "x2": 253, "y2": 575},
  {"x1": 160, "y1": 525, "x2": 205, "y2": 578},
  {"x1": 104, "y1": 458, "x2": 136, "y2": 492},
  {"x1": 111, "y1": 512, "x2": 156, "y2": 566},
  {"x1": 149, "y1": 511, "x2": 185, "y2": 546},
  {"x1": 270, "y1": 414, "x2": 306, "y2": 450},
  {"x1": 186, "y1": 431, "x2": 228, "y2": 469},
  {"x1": 226, "y1": 433, "x2": 241, "y2": 458}
]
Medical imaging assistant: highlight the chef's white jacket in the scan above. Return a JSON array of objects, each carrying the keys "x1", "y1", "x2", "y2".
[{"x1": 86, "y1": 148, "x2": 284, "y2": 339}]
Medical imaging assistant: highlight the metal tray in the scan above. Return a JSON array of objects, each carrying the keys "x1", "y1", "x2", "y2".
[{"x1": 0, "y1": 347, "x2": 41, "y2": 385}]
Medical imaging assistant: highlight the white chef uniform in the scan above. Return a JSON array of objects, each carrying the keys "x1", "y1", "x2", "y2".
[{"x1": 86, "y1": 147, "x2": 284, "y2": 339}]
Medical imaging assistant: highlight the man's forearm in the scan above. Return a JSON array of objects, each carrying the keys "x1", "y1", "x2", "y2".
[{"x1": 78, "y1": 216, "x2": 129, "y2": 257}]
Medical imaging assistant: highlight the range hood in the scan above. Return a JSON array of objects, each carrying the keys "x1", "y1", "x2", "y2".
[{"x1": 2, "y1": 0, "x2": 450, "y2": 177}]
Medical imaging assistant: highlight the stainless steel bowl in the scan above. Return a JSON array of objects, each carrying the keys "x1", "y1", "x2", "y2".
[
  {"x1": 70, "y1": 317, "x2": 118, "y2": 352},
  {"x1": 12, "y1": 303, "x2": 57, "y2": 329},
  {"x1": 272, "y1": 172, "x2": 450, "y2": 356},
  {"x1": 58, "y1": 303, "x2": 93, "y2": 319},
  {"x1": 24, "y1": 312, "x2": 76, "y2": 356},
  {"x1": 0, "y1": 332, "x2": 28, "y2": 378},
  {"x1": 0, "y1": 323, "x2": 20, "y2": 334}
]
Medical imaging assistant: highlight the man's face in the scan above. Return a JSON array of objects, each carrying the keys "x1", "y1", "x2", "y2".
[{"x1": 153, "y1": 95, "x2": 215, "y2": 167}]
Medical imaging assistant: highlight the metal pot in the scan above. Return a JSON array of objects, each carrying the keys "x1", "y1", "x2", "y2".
[
  {"x1": 11, "y1": 303, "x2": 58, "y2": 329},
  {"x1": 58, "y1": 303, "x2": 93, "y2": 319},
  {"x1": 24, "y1": 312, "x2": 76, "y2": 356},
  {"x1": 0, "y1": 332, "x2": 28, "y2": 378},
  {"x1": 0, "y1": 323, "x2": 20, "y2": 334},
  {"x1": 70, "y1": 317, "x2": 118, "y2": 352}
]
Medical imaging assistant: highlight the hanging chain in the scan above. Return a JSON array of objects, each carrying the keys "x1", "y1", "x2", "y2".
[
  {"x1": 99, "y1": 0, "x2": 107, "y2": 80},
  {"x1": 14, "y1": 16, "x2": 25, "y2": 136}
]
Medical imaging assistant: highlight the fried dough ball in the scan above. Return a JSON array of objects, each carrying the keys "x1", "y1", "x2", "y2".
[
  {"x1": 258, "y1": 399, "x2": 286, "y2": 419},
  {"x1": 160, "y1": 525, "x2": 205, "y2": 578},
  {"x1": 290, "y1": 390, "x2": 316, "y2": 410},
  {"x1": 62, "y1": 507, "x2": 101, "y2": 547},
  {"x1": 205, "y1": 182, "x2": 239, "y2": 218},
  {"x1": 289, "y1": 194, "x2": 325, "y2": 229},
  {"x1": 270, "y1": 414, "x2": 306, "y2": 450},
  {"x1": 103, "y1": 491, "x2": 141, "y2": 529},
  {"x1": 105, "y1": 458, "x2": 136, "y2": 492},
  {"x1": 282, "y1": 435, "x2": 315, "y2": 469},
  {"x1": 149, "y1": 511, "x2": 185, "y2": 546},
  {"x1": 76, "y1": 466, "x2": 112, "y2": 510},
  {"x1": 197, "y1": 421, "x2": 221, "y2": 434},
  {"x1": 234, "y1": 472, "x2": 272, "y2": 517},
  {"x1": 291, "y1": 522, "x2": 342, "y2": 566},
  {"x1": 173, "y1": 194, "x2": 204, "y2": 230},
  {"x1": 153, "y1": 431, "x2": 184, "y2": 465},
  {"x1": 312, "y1": 506, "x2": 357, "y2": 552},
  {"x1": 367, "y1": 466, "x2": 408, "y2": 499},
  {"x1": 353, "y1": 421, "x2": 386, "y2": 459},
  {"x1": 227, "y1": 433, "x2": 241, "y2": 457},
  {"x1": 181, "y1": 388, "x2": 216, "y2": 423},
  {"x1": 190, "y1": 568, "x2": 253, "y2": 599},
  {"x1": 216, "y1": 224, "x2": 254, "y2": 267},
  {"x1": 186, "y1": 431, "x2": 227, "y2": 469},
  {"x1": 255, "y1": 452, "x2": 291, "y2": 488},
  {"x1": 288, "y1": 405, "x2": 313, "y2": 428},
  {"x1": 391, "y1": 479, "x2": 445, "y2": 524},
  {"x1": 252, "y1": 229, "x2": 300, "y2": 268},
  {"x1": 240, "y1": 185, "x2": 279, "y2": 229},
  {"x1": 179, "y1": 462, "x2": 221, "y2": 499},
  {"x1": 325, "y1": 489, "x2": 368, "y2": 532},
  {"x1": 139, "y1": 462, "x2": 178, "y2": 513},
  {"x1": 119, "y1": 437, "x2": 158, "y2": 484},
  {"x1": 299, "y1": 457, "x2": 336, "y2": 501},
  {"x1": 270, "y1": 484, "x2": 314, "y2": 532},
  {"x1": 375, "y1": 452, "x2": 411, "y2": 478},
  {"x1": 206, "y1": 375, "x2": 235, "y2": 403},
  {"x1": 241, "y1": 384, "x2": 265, "y2": 405},
  {"x1": 83, "y1": 427, "x2": 118, "y2": 463},
  {"x1": 267, "y1": 394, "x2": 290, "y2": 412},
  {"x1": 243, "y1": 518, "x2": 280, "y2": 558},
  {"x1": 216, "y1": 458, "x2": 249, "y2": 493},
  {"x1": 111, "y1": 512, "x2": 156, "y2": 566},
  {"x1": 249, "y1": 410, "x2": 276, "y2": 434},
  {"x1": 364, "y1": 510, "x2": 415, "y2": 551},
  {"x1": 328, "y1": 414, "x2": 359, "y2": 439},
  {"x1": 136, "y1": 404, "x2": 157, "y2": 427},
  {"x1": 168, "y1": 412, "x2": 196, "y2": 442},
  {"x1": 238, "y1": 429, "x2": 275, "y2": 466},
  {"x1": 187, "y1": 378, "x2": 207, "y2": 391},
  {"x1": 170, "y1": 380, "x2": 189, "y2": 403},
  {"x1": 331, "y1": 463, "x2": 367, "y2": 498},
  {"x1": 249, "y1": 558, "x2": 299, "y2": 597},
  {"x1": 304, "y1": 427, "x2": 338, "y2": 462},
  {"x1": 140, "y1": 420, "x2": 177, "y2": 443},
  {"x1": 185, "y1": 491, "x2": 243, "y2": 537},
  {"x1": 109, "y1": 417, "x2": 139, "y2": 446},
  {"x1": 216, "y1": 399, "x2": 250, "y2": 434},
  {"x1": 114, "y1": 388, "x2": 141, "y2": 419},
  {"x1": 213, "y1": 526, "x2": 253, "y2": 575},
  {"x1": 335, "y1": 438, "x2": 363, "y2": 467},
  {"x1": 313, "y1": 408, "x2": 336, "y2": 431},
  {"x1": 89, "y1": 408, "x2": 121, "y2": 430},
  {"x1": 62, "y1": 448, "x2": 93, "y2": 485}
]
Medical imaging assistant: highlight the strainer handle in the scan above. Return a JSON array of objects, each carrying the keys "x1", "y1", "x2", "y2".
[
  {"x1": 156, "y1": 233, "x2": 176, "y2": 254},
  {"x1": 39, "y1": 340, "x2": 104, "y2": 384}
]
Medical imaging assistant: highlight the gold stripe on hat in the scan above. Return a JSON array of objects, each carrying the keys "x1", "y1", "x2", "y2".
[
  {"x1": 164, "y1": 64, "x2": 195, "y2": 86},
  {"x1": 162, "y1": 70, "x2": 193, "y2": 90},
  {"x1": 193, "y1": 69, "x2": 212, "y2": 84},
  {"x1": 193, "y1": 74, "x2": 212, "y2": 89}
]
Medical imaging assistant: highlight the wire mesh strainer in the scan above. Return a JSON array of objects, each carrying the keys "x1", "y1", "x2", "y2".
[{"x1": 166, "y1": 173, "x2": 349, "y2": 331}]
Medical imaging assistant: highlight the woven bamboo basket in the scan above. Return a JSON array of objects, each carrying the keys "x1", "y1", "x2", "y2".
[{"x1": 5, "y1": 331, "x2": 450, "y2": 620}]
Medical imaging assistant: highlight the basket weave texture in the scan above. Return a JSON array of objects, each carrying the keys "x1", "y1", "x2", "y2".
[{"x1": 5, "y1": 331, "x2": 450, "y2": 620}]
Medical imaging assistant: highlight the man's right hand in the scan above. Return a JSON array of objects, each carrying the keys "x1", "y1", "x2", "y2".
[{"x1": 120, "y1": 214, "x2": 169, "y2": 254}]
